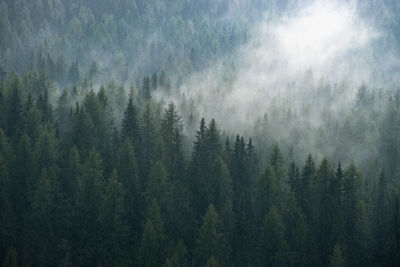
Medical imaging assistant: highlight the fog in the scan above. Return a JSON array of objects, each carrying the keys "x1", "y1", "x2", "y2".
[
  {"x1": 151, "y1": 0, "x2": 400, "y2": 167},
  {"x1": 164, "y1": 1, "x2": 375, "y2": 127}
]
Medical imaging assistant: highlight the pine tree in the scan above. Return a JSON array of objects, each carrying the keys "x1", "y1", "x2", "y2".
[
  {"x1": 34, "y1": 127, "x2": 58, "y2": 179},
  {"x1": 139, "y1": 199, "x2": 166, "y2": 267},
  {"x1": 281, "y1": 192, "x2": 309, "y2": 266},
  {"x1": 61, "y1": 146, "x2": 80, "y2": 202},
  {"x1": 5, "y1": 74, "x2": 23, "y2": 142},
  {"x1": 75, "y1": 148, "x2": 104, "y2": 266},
  {"x1": 298, "y1": 154, "x2": 315, "y2": 219},
  {"x1": 255, "y1": 165, "x2": 277, "y2": 223},
  {"x1": 99, "y1": 170, "x2": 128, "y2": 266},
  {"x1": 140, "y1": 102, "x2": 157, "y2": 180},
  {"x1": 315, "y1": 158, "x2": 335, "y2": 265},
  {"x1": 121, "y1": 98, "x2": 140, "y2": 146},
  {"x1": 55, "y1": 89, "x2": 71, "y2": 134},
  {"x1": 270, "y1": 144, "x2": 284, "y2": 181},
  {"x1": 161, "y1": 102, "x2": 184, "y2": 182},
  {"x1": 146, "y1": 161, "x2": 172, "y2": 218},
  {"x1": 231, "y1": 135, "x2": 253, "y2": 266},
  {"x1": 342, "y1": 163, "x2": 365, "y2": 266},
  {"x1": 22, "y1": 93, "x2": 41, "y2": 141},
  {"x1": 195, "y1": 204, "x2": 228, "y2": 267},
  {"x1": 288, "y1": 161, "x2": 300, "y2": 194},
  {"x1": 37, "y1": 88, "x2": 53, "y2": 124},
  {"x1": 331, "y1": 162, "x2": 344, "y2": 249},
  {"x1": 13, "y1": 133, "x2": 34, "y2": 223},
  {"x1": 151, "y1": 72, "x2": 158, "y2": 90},
  {"x1": 142, "y1": 75, "x2": 151, "y2": 100},
  {"x1": 257, "y1": 206, "x2": 287, "y2": 267},
  {"x1": 373, "y1": 169, "x2": 389, "y2": 263},
  {"x1": 70, "y1": 103, "x2": 95, "y2": 153},
  {"x1": 68, "y1": 60, "x2": 80, "y2": 85},
  {"x1": 118, "y1": 138, "x2": 141, "y2": 232},
  {"x1": 246, "y1": 138, "x2": 258, "y2": 178},
  {"x1": 58, "y1": 146, "x2": 80, "y2": 241},
  {"x1": 206, "y1": 119, "x2": 221, "y2": 160},
  {"x1": 29, "y1": 168, "x2": 57, "y2": 266}
]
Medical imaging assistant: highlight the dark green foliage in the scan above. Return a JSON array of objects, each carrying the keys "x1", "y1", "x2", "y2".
[
  {"x1": 0, "y1": 151, "x2": 11, "y2": 262},
  {"x1": 270, "y1": 144, "x2": 284, "y2": 181},
  {"x1": 139, "y1": 199, "x2": 166, "y2": 267},
  {"x1": 161, "y1": 103, "x2": 184, "y2": 182},
  {"x1": 2, "y1": 247, "x2": 17, "y2": 267},
  {"x1": 29, "y1": 168, "x2": 57, "y2": 266},
  {"x1": 164, "y1": 240, "x2": 189, "y2": 267},
  {"x1": 255, "y1": 165, "x2": 278, "y2": 223},
  {"x1": 121, "y1": 98, "x2": 140, "y2": 146},
  {"x1": 5, "y1": 74, "x2": 23, "y2": 142},
  {"x1": 117, "y1": 138, "x2": 141, "y2": 232},
  {"x1": 195, "y1": 204, "x2": 229, "y2": 267},
  {"x1": 74, "y1": 148, "x2": 104, "y2": 266},
  {"x1": 329, "y1": 244, "x2": 345, "y2": 267},
  {"x1": 256, "y1": 206, "x2": 287, "y2": 267},
  {"x1": 99, "y1": 170, "x2": 128, "y2": 266},
  {"x1": 281, "y1": 192, "x2": 309, "y2": 266},
  {"x1": 2, "y1": 1, "x2": 400, "y2": 266},
  {"x1": 68, "y1": 60, "x2": 80, "y2": 85},
  {"x1": 0, "y1": 74, "x2": 399, "y2": 267}
]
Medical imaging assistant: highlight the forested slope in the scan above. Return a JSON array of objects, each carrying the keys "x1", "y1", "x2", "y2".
[{"x1": 1, "y1": 0, "x2": 400, "y2": 266}]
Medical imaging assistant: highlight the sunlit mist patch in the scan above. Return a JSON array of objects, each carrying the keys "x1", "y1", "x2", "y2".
[{"x1": 273, "y1": 1, "x2": 376, "y2": 72}]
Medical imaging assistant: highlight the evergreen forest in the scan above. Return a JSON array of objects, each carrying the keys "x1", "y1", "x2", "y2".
[{"x1": 1, "y1": 0, "x2": 400, "y2": 266}]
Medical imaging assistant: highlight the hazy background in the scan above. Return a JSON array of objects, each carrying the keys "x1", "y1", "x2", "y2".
[{"x1": 2, "y1": 0, "x2": 400, "y2": 176}]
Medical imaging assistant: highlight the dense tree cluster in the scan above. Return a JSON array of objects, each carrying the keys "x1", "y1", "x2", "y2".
[
  {"x1": 0, "y1": 72, "x2": 400, "y2": 266},
  {"x1": 0, "y1": 0, "x2": 257, "y2": 85},
  {"x1": 2, "y1": 0, "x2": 400, "y2": 266}
]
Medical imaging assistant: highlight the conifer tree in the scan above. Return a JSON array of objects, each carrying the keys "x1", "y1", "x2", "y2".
[
  {"x1": 281, "y1": 192, "x2": 309, "y2": 266},
  {"x1": 5, "y1": 74, "x2": 22, "y2": 142},
  {"x1": 118, "y1": 138, "x2": 141, "y2": 231},
  {"x1": 139, "y1": 199, "x2": 166, "y2": 267},
  {"x1": 37, "y1": 89, "x2": 53, "y2": 124},
  {"x1": 142, "y1": 75, "x2": 151, "y2": 100},
  {"x1": 255, "y1": 165, "x2": 277, "y2": 223},
  {"x1": 257, "y1": 205, "x2": 287, "y2": 267},
  {"x1": 298, "y1": 154, "x2": 315, "y2": 219},
  {"x1": 288, "y1": 161, "x2": 300, "y2": 194},
  {"x1": 121, "y1": 98, "x2": 140, "y2": 147},
  {"x1": 195, "y1": 204, "x2": 228, "y2": 267},
  {"x1": 22, "y1": 93, "x2": 41, "y2": 141},
  {"x1": 99, "y1": 170, "x2": 128, "y2": 266},
  {"x1": 146, "y1": 161, "x2": 172, "y2": 223},
  {"x1": 75, "y1": 148, "x2": 104, "y2": 266},
  {"x1": 270, "y1": 144, "x2": 284, "y2": 181},
  {"x1": 342, "y1": 163, "x2": 365, "y2": 266},
  {"x1": 30, "y1": 168, "x2": 56, "y2": 266},
  {"x1": 140, "y1": 102, "x2": 157, "y2": 180},
  {"x1": 161, "y1": 102, "x2": 184, "y2": 182}
]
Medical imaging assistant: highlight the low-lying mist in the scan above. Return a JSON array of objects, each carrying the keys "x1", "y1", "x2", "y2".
[{"x1": 153, "y1": 0, "x2": 398, "y2": 168}]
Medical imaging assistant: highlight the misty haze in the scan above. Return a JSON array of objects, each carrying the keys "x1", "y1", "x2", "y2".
[{"x1": 0, "y1": 0, "x2": 400, "y2": 266}]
